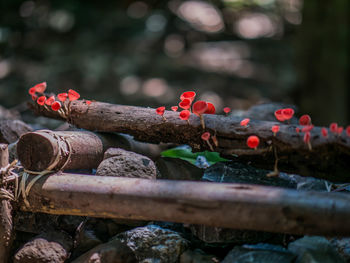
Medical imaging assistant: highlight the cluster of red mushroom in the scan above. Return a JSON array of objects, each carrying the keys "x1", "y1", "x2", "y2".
[{"x1": 28, "y1": 82, "x2": 91, "y2": 117}]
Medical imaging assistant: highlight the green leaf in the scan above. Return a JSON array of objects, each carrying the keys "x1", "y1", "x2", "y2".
[{"x1": 161, "y1": 147, "x2": 228, "y2": 165}]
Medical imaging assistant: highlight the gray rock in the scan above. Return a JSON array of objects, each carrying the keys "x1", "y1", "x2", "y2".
[
  {"x1": 203, "y1": 162, "x2": 296, "y2": 189},
  {"x1": 330, "y1": 238, "x2": 350, "y2": 262},
  {"x1": 222, "y1": 245, "x2": 296, "y2": 263},
  {"x1": 180, "y1": 249, "x2": 219, "y2": 263},
  {"x1": 114, "y1": 225, "x2": 189, "y2": 263},
  {"x1": 189, "y1": 225, "x2": 272, "y2": 244},
  {"x1": 96, "y1": 148, "x2": 157, "y2": 179},
  {"x1": 156, "y1": 157, "x2": 203, "y2": 180},
  {"x1": 72, "y1": 239, "x2": 137, "y2": 263},
  {"x1": 14, "y1": 231, "x2": 73, "y2": 263},
  {"x1": 288, "y1": 236, "x2": 345, "y2": 263}
]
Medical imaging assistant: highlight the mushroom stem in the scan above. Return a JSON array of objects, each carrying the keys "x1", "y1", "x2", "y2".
[
  {"x1": 186, "y1": 119, "x2": 190, "y2": 125},
  {"x1": 307, "y1": 141, "x2": 312, "y2": 151},
  {"x1": 206, "y1": 140, "x2": 214, "y2": 151},
  {"x1": 267, "y1": 146, "x2": 279, "y2": 177},
  {"x1": 162, "y1": 116, "x2": 167, "y2": 121},
  {"x1": 199, "y1": 115, "x2": 205, "y2": 129},
  {"x1": 212, "y1": 135, "x2": 218, "y2": 147}
]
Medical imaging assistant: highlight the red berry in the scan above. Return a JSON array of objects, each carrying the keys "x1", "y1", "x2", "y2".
[{"x1": 247, "y1": 135, "x2": 259, "y2": 149}]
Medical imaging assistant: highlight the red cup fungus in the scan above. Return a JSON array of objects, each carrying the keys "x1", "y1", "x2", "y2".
[
  {"x1": 171, "y1": 106, "x2": 178, "y2": 112},
  {"x1": 33, "y1": 82, "x2": 47, "y2": 93},
  {"x1": 274, "y1": 109, "x2": 286, "y2": 122},
  {"x1": 299, "y1": 114, "x2": 311, "y2": 126},
  {"x1": 295, "y1": 127, "x2": 300, "y2": 133},
  {"x1": 192, "y1": 101, "x2": 208, "y2": 129},
  {"x1": 68, "y1": 89, "x2": 80, "y2": 101},
  {"x1": 179, "y1": 110, "x2": 190, "y2": 124},
  {"x1": 271, "y1": 125, "x2": 280, "y2": 136},
  {"x1": 51, "y1": 101, "x2": 61, "y2": 111},
  {"x1": 223, "y1": 107, "x2": 231, "y2": 115},
  {"x1": 346, "y1": 126, "x2": 350, "y2": 137},
  {"x1": 28, "y1": 87, "x2": 36, "y2": 95},
  {"x1": 301, "y1": 125, "x2": 314, "y2": 133},
  {"x1": 57, "y1": 93, "x2": 68, "y2": 102},
  {"x1": 281, "y1": 108, "x2": 294, "y2": 120},
  {"x1": 321, "y1": 128, "x2": 328, "y2": 138},
  {"x1": 337, "y1": 126, "x2": 344, "y2": 135},
  {"x1": 201, "y1": 131, "x2": 214, "y2": 151},
  {"x1": 330, "y1": 123, "x2": 338, "y2": 134},
  {"x1": 156, "y1": 106, "x2": 166, "y2": 121},
  {"x1": 86, "y1": 100, "x2": 92, "y2": 105},
  {"x1": 303, "y1": 131, "x2": 312, "y2": 150},
  {"x1": 246, "y1": 135, "x2": 259, "y2": 150},
  {"x1": 240, "y1": 118, "x2": 250, "y2": 127},
  {"x1": 180, "y1": 91, "x2": 196, "y2": 102},
  {"x1": 179, "y1": 98, "x2": 192, "y2": 110},
  {"x1": 37, "y1": 96, "x2": 46, "y2": 106},
  {"x1": 204, "y1": 102, "x2": 216, "y2": 114},
  {"x1": 45, "y1": 95, "x2": 55, "y2": 106},
  {"x1": 31, "y1": 94, "x2": 38, "y2": 101}
]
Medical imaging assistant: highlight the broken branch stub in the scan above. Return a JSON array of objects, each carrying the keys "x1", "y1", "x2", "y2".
[
  {"x1": 19, "y1": 173, "x2": 350, "y2": 237},
  {"x1": 28, "y1": 101, "x2": 350, "y2": 181}
]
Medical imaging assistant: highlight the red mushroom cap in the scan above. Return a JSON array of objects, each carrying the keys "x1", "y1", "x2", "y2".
[
  {"x1": 204, "y1": 102, "x2": 216, "y2": 114},
  {"x1": 33, "y1": 82, "x2": 47, "y2": 93},
  {"x1": 57, "y1": 93, "x2": 68, "y2": 102},
  {"x1": 179, "y1": 110, "x2": 190, "y2": 120},
  {"x1": 281, "y1": 108, "x2": 294, "y2": 120},
  {"x1": 37, "y1": 96, "x2": 46, "y2": 106},
  {"x1": 346, "y1": 126, "x2": 350, "y2": 137},
  {"x1": 180, "y1": 91, "x2": 196, "y2": 102},
  {"x1": 274, "y1": 109, "x2": 286, "y2": 122},
  {"x1": 51, "y1": 101, "x2": 61, "y2": 111},
  {"x1": 271, "y1": 125, "x2": 280, "y2": 133},
  {"x1": 28, "y1": 87, "x2": 36, "y2": 95},
  {"x1": 299, "y1": 114, "x2": 311, "y2": 126},
  {"x1": 246, "y1": 135, "x2": 259, "y2": 149},
  {"x1": 201, "y1": 132, "x2": 211, "y2": 141},
  {"x1": 295, "y1": 127, "x2": 300, "y2": 133},
  {"x1": 156, "y1": 106, "x2": 165, "y2": 116},
  {"x1": 321, "y1": 128, "x2": 328, "y2": 138},
  {"x1": 179, "y1": 99, "x2": 192, "y2": 110},
  {"x1": 240, "y1": 118, "x2": 250, "y2": 127},
  {"x1": 171, "y1": 106, "x2": 178, "y2": 112},
  {"x1": 86, "y1": 100, "x2": 92, "y2": 105},
  {"x1": 31, "y1": 94, "x2": 38, "y2": 101},
  {"x1": 68, "y1": 89, "x2": 80, "y2": 101},
  {"x1": 45, "y1": 95, "x2": 55, "y2": 106},
  {"x1": 330, "y1": 123, "x2": 338, "y2": 133},
  {"x1": 337, "y1": 126, "x2": 344, "y2": 135},
  {"x1": 192, "y1": 101, "x2": 208, "y2": 116},
  {"x1": 223, "y1": 107, "x2": 231, "y2": 114}
]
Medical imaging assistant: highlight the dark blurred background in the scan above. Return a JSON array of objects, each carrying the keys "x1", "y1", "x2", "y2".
[{"x1": 0, "y1": 0, "x2": 348, "y2": 125}]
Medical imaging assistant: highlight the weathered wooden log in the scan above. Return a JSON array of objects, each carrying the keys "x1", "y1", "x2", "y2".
[
  {"x1": 19, "y1": 173, "x2": 350, "y2": 236},
  {"x1": 0, "y1": 120, "x2": 32, "y2": 144},
  {"x1": 17, "y1": 130, "x2": 164, "y2": 172},
  {"x1": 28, "y1": 101, "x2": 350, "y2": 181},
  {"x1": 0, "y1": 144, "x2": 14, "y2": 263}
]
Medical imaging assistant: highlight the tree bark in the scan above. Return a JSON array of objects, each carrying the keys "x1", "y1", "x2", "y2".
[
  {"x1": 29, "y1": 101, "x2": 350, "y2": 181},
  {"x1": 0, "y1": 144, "x2": 14, "y2": 263},
  {"x1": 19, "y1": 172, "x2": 350, "y2": 237}
]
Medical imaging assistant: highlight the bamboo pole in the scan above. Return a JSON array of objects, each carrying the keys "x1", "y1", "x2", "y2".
[
  {"x1": 29, "y1": 101, "x2": 350, "y2": 181},
  {"x1": 0, "y1": 144, "x2": 14, "y2": 263},
  {"x1": 17, "y1": 130, "x2": 165, "y2": 172},
  {"x1": 20, "y1": 173, "x2": 350, "y2": 236}
]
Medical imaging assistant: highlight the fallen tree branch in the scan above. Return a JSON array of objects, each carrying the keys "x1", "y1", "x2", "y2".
[
  {"x1": 19, "y1": 172, "x2": 350, "y2": 236},
  {"x1": 0, "y1": 144, "x2": 14, "y2": 263},
  {"x1": 28, "y1": 101, "x2": 350, "y2": 181}
]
